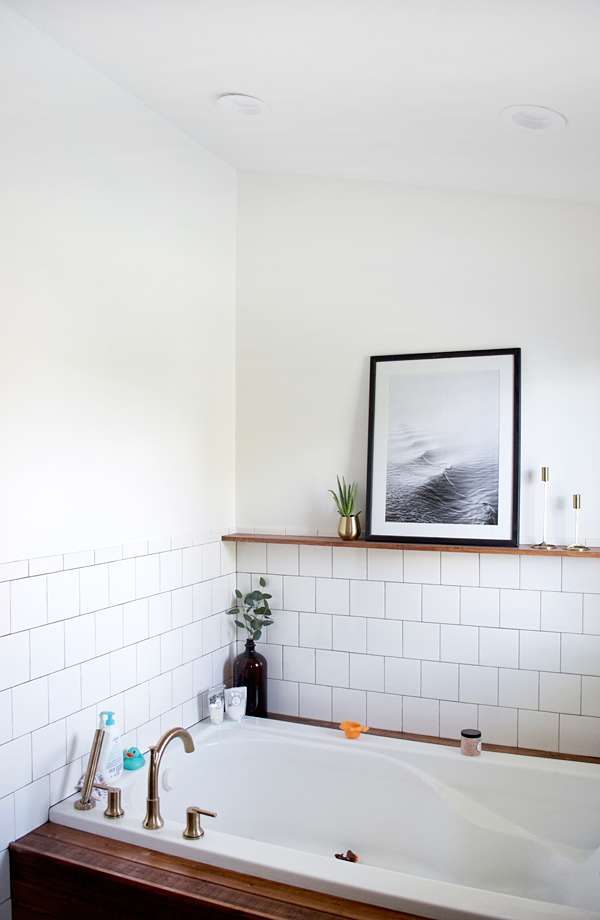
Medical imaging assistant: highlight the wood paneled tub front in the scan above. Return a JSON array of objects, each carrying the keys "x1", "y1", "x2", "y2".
[{"x1": 10, "y1": 717, "x2": 600, "y2": 920}]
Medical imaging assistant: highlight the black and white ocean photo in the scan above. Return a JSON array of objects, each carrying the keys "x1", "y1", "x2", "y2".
[{"x1": 385, "y1": 370, "x2": 500, "y2": 526}]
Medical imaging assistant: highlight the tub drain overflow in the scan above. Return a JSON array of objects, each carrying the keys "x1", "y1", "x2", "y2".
[{"x1": 335, "y1": 850, "x2": 358, "y2": 862}]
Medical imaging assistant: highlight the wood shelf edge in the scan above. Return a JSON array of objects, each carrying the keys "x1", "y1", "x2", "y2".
[{"x1": 223, "y1": 533, "x2": 600, "y2": 558}]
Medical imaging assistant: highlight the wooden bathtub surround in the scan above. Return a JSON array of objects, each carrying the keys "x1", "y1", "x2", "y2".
[
  {"x1": 223, "y1": 533, "x2": 600, "y2": 557},
  {"x1": 10, "y1": 823, "x2": 429, "y2": 920}
]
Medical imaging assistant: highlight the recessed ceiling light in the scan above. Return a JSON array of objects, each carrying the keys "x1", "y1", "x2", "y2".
[
  {"x1": 216, "y1": 94, "x2": 270, "y2": 116},
  {"x1": 501, "y1": 105, "x2": 566, "y2": 132}
]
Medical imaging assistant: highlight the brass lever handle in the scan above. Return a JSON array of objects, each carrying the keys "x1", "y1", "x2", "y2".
[
  {"x1": 183, "y1": 806, "x2": 217, "y2": 840},
  {"x1": 92, "y1": 783, "x2": 125, "y2": 819}
]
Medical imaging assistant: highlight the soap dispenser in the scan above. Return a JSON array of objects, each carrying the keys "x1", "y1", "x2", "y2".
[{"x1": 97, "y1": 711, "x2": 123, "y2": 782}]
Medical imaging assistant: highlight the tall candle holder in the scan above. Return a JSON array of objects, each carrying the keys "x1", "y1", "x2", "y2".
[
  {"x1": 564, "y1": 495, "x2": 590, "y2": 551},
  {"x1": 531, "y1": 466, "x2": 557, "y2": 550}
]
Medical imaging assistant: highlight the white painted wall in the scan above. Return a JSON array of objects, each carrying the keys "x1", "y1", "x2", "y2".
[
  {"x1": 236, "y1": 171, "x2": 600, "y2": 543},
  {"x1": 0, "y1": 6, "x2": 237, "y2": 564}
]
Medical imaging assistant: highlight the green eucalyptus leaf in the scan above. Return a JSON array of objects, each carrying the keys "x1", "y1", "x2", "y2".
[
  {"x1": 235, "y1": 589, "x2": 243, "y2": 598},
  {"x1": 254, "y1": 629, "x2": 262, "y2": 640},
  {"x1": 261, "y1": 619, "x2": 274, "y2": 626},
  {"x1": 259, "y1": 577, "x2": 266, "y2": 587},
  {"x1": 234, "y1": 620, "x2": 245, "y2": 629}
]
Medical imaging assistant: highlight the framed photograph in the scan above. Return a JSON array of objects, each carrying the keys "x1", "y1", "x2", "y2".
[{"x1": 366, "y1": 348, "x2": 520, "y2": 547}]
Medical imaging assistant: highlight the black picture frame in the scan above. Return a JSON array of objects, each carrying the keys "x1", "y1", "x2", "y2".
[{"x1": 365, "y1": 348, "x2": 521, "y2": 547}]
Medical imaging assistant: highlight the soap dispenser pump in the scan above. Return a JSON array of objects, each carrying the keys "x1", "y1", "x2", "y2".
[{"x1": 97, "y1": 710, "x2": 123, "y2": 782}]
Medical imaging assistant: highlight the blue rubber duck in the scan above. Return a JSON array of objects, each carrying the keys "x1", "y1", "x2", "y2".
[{"x1": 123, "y1": 747, "x2": 145, "y2": 770}]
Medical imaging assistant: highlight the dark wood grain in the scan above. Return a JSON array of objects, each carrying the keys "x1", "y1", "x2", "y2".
[
  {"x1": 10, "y1": 824, "x2": 428, "y2": 920},
  {"x1": 222, "y1": 533, "x2": 600, "y2": 558}
]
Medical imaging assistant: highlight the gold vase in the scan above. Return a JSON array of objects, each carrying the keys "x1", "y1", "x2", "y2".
[{"x1": 338, "y1": 515, "x2": 361, "y2": 541}]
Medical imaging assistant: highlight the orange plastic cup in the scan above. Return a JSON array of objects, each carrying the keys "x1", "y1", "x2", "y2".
[{"x1": 339, "y1": 721, "x2": 370, "y2": 739}]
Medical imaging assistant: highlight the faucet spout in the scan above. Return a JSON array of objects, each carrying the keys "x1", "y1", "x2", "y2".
[{"x1": 143, "y1": 727, "x2": 195, "y2": 830}]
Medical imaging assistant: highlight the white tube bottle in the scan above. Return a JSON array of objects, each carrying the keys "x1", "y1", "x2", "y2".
[{"x1": 97, "y1": 710, "x2": 123, "y2": 782}]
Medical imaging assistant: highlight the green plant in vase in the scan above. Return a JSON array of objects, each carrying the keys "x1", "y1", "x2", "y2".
[
  {"x1": 226, "y1": 577, "x2": 273, "y2": 717},
  {"x1": 330, "y1": 475, "x2": 362, "y2": 541}
]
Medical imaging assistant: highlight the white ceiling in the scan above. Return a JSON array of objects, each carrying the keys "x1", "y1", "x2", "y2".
[{"x1": 3, "y1": 0, "x2": 600, "y2": 202}]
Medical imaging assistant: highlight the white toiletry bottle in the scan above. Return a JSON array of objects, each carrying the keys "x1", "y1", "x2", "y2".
[{"x1": 98, "y1": 711, "x2": 123, "y2": 782}]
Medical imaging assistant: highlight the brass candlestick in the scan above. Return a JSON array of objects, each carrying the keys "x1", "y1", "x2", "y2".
[
  {"x1": 531, "y1": 466, "x2": 557, "y2": 549},
  {"x1": 564, "y1": 494, "x2": 590, "y2": 551}
]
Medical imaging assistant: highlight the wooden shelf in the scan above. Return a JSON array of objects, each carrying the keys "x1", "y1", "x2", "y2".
[{"x1": 223, "y1": 532, "x2": 600, "y2": 558}]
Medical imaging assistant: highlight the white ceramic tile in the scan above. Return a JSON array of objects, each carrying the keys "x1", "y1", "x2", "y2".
[
  {"x1": 47, "y1": 569, "x2": 79, "y2": 622},
  {"x1": 0, "y1": 735, "x2": 32, "y2": 797},
  {"x1": 201, "y1": 613, "x2": 221, "y2": 655},
  {"x1": 498, "y1": 668, "x2": 539, "y2": 710},
  {"x1": 561, "y1": 633, "x2": 600, "y2": 677},
  {"x1": 0, "y1": 794, "x2": 14, "y2": 851},
  {"x1": 221, "y1": 609, "x2": 236, "y2": 647},
  {"x1": 332, "y1": 547, "x2": 366, "y2": 580},
  {"x1": 403, "y1": 621, "x2": 439, "y2": 660},
  {"x1": 299, "y1": 545, "x2": 332, "y2": 578},
  {"x1": 63, "y1": 613, "x2": 95, "y2": 668},
  {"x1": 14, "y1": 775, "x2": 49, "y2": 839},
  {"x1": 0, "y1": 583, "x2": 8, "y2": 637},
  {"x1": 0, "y1": 848, "x2": 9, "y2": 905},
  {"x1": 403, "y1": 696, "x2": 439, "y2": 736},
  {"x1": 562, "y1": 557, "x2": 600, "y2": 594},
  {"x1": 541, "y1": 592, "x2": 582, "y2": 633},
  {"x1": 64, "y1": 550, "x2": 94, "y2": 570},
  {"x1": 160, "y1": 705, "x2": 183, "y2": 733},
  {"x1": 349, "y1": 580, "x2": 384, "y2": 619},
  {"x1": 459, "y1": 665, "x2": 497, "y2": 705},
  {"x1": 520, "y1": 555, "x2": 561, "y2": 591},
  {"x1": 441, "y1": 553, "x2": 479, "y2": 587},
  {"x1": 148, "y1": 593, "x2": 171, "y2": 636},
  {"x1": 517, "y1": 709, "x2": 559, "y2": 752},
  {"x1": 135, "y1": 554, "x2": 160, "y2": 599},
  {"x1": 385, "y1": 582, "x2": 421, "y2": 621},
  {"x1": 136, "y1": 637, "x2": 162, "y2": 684},
  {"x1": 367, "y1": 619, "x2": 402, "y2": 658},
  {"x1": 582, "y1": 676, "x2": 600, "y2": 717},
  {"x1": 49, "y1": 666, "x2": 81, "y2": 721},
  {"x1": 266, "y1": 544, "x2": 298, "y2": 576},
  {"x1": 479, "y1": 627, "x2": 519, "y2": 669},
  {"x1": 65, "y1": 705, "x2": 97, "y2": 760},
  {"x1": 108, "y1": 559, "x2": 136, "y2": 607},
  {"x1": 283, "y1": 576, "x2": 315, "y2": 612},
  {"x1": 81, "y1": 654, "x2": 111, "y2": 709},
  {"x1": 182, "y1": 621, "x2": 203, "y2": 664},
  {"x1": 148, "y1": 538, "x2": 171, "y2": 554},
  {"x1": 283, "y1": 646, "x2": 315, "y2": 683},
  {"x1": 265, "y1": 610, "x2": 298, "y2": 647},
  {"x1": 122, "y1": 541, "x2": 148, "y2": 559},
  {"x1": 161, "y1": 628, "x2": 183, "y2": 672},
  {"x1": 182, "y1": 695, "x2": 203, "y2": 729},
  {"x1": 0, "y1": 631, "x2": 29, "y2": 692},
  {"x1": 29, "y1": 555, "x2": 63, "y2": 577},
  {"x1": 149, "y1": 673, "x2": 173, "y2": 719},
  {"x1": 236, "y1": 542, "x2": 266, "y2": 575},
  {"x1": 366, "y1": 691, "x2": 403, "y2": 731},
  {"x1": 110, "y1": 645, "x2": 137, "y2": 694},
  {"x1": 95, "y1": 545, "x2": 122, "y2": 564},
  {"x1": 500, "y1": 589, "x2": 540, "y2": 630},
  {"x1": 460, "y1": 587, "x2": 499, "y2": 627},
  {"x1": 137, "y1": 716, "x2": 162, "y2": 754},
  {"x1": 349, "y1": 654, "x2": 384, "y2": 692},
  {"x1": 220, "y1": 541, "x2": 237, "y2": 577},
  {"x1": 559, "y1": 714, "x2": 600, "y2": 757},
  {"x1": 172, "y1": 663, "x2": 193, "y2": 707},
  {"x1": 172, "y1": 534, "x2": 193, "y2": 550},
  {"x1": 519, "y1": 630, "x2": 560, "y2": 672},
  {"x1": 122, "y1": 599, "x2": 149, "y2": 646},
  {"x1": 80, "y1": 564, "x2": 109, "y2": 615},
  {"x1": 299, "y1": 612, "x2": 332, "y2": 650},
  {"x1": 211, "y1": 575, "x2": 233, "y2": 615},
  {"x1": 267, "y1": 679, "x2": 298, "y2": 716},
  {"x1": 12, "y1": 677, "x2": 47, "y2": 736},
  {"x1": 583, "y1": 594, "x2": 600, "y2": 635},
  {"x1": 50, "y1": 757, "x2": 83, "y2": 807},
  {"x1": 0, "y1": 560, "x2": 27, "y2": 582},
  {"x1": 192, "y1": 654, "x2": 213, "y2": 696},
  {"x1": 421, "y1": 661, "x2": 458, "y2": 701},
  {"x1": 259, "y1": 643, "x2": 283, "y2": 680},
  {"x1": 316, "y1": 578, "x2": 349, "y2": 616},
  {"x1": 0, "y1": 690, "x2": 11, "y2": 745},
  {"x1": 332, "y1": 615, "x2": 366, "y2": 653},
  {"x1": 192, "y1": 581, "x2": 212, "y2": 621},
  {"x1": 479, "y1": 553, "x2": 519, "y2": 589},
  {"x1": 332, "y1": 687, "x2": 366, "y2": 724},
  {"x1": 31, "y1": 621, "x2": 65, "y2": 677},
  {"x1": 95, "y1": 605, "x2": 123, "y2": 656},
  {"x1": 403, "y1": 551, "x2": 440, "y2": 585},
  {"x1": 539, "y1": 671, "x2": 581, "y2": 714},
  {"x1": 478, "y1": 705, "x2": 518, "y2": 746},
  {"x1": 11, "y1": 575, "x2": 46, "y2": 631},
  {"x1": 439, "y1": 701, "x2": 477, "y2": 741},
  {"x1": 160, "y1": 550, "x2": 183, "y2": 591},
  {"x1": 299, "y1": 683, "x2": 331, "y2": 721},
  {"x1": 315, "y1": 650, "x2": 349, "y2": 688},
  {"x1": 422, "y1": 585, "x2": 459, "y2": 624},
  {"x1": 179, "y1": 545, "x2": 203, "y2": 588},
  {"x1": 384, "y1": 658, "x2": 420, "y2": 696},
  {"x1": 32, "y1": 719, "x2": 67, "y2": 780},
  {"x1": 171, "y1": 587, "x2": 193, "y2": 628},
  {"x1": 367, "y1": 549, "x2": 403, "y2": 583}
]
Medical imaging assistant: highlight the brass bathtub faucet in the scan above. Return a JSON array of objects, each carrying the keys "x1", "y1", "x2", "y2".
[{"x1": 143, "y1": 727, "x2": 195, "y2": 830}]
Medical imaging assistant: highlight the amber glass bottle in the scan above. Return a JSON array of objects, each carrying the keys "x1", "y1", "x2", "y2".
[{"x1": 233, "y1": 639, "x2": 267, "y2": 717}]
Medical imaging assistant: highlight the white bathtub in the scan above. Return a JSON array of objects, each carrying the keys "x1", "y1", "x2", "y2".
[{"x1": 49, "y1": 717, "x2": 600, "y2": 920}]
